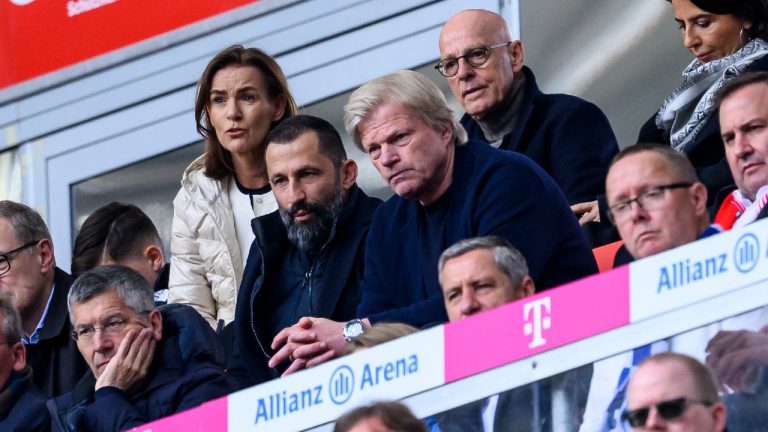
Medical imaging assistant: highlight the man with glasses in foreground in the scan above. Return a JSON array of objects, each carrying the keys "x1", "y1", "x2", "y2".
[
  {"x1": 623, "y1": 352, "x2": 726, "y2": 431},
  {"x1": 48, "y1": 265, "x2": 231, "y2": 431},
  {"x1": 0, "y1": 201, "x2": 87, "y2": 398},
  {"x1": 437, "y1": 9, "x2": 618, "y2": 210}
]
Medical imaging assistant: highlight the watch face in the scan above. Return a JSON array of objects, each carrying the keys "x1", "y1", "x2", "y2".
[{"x1": 345, "y1": 320, "x2": 364, "y2": 340}]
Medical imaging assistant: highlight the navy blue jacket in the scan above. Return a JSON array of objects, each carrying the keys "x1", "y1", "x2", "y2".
[
  {"x1": 358, "y1": 141, "x2": 598, "y2": 327},
  {"x1": 638, "y1": 55, "x2": 768, "y2": 205},
  {"x1": 26, "y1": 268, "x2": 89, "y2": 398},
  {"x1": 0, "y1": 368, "x2": 50, "y2": 432},
  {"x1": 47, "y1": 304, "x2": 232, "y2": 432},
  {"x1": 462, "y1": 66, "x2": 619, "y2": 205},
  {"x1": 228, "y1": 185, "x2": 381, "y2": 388}
]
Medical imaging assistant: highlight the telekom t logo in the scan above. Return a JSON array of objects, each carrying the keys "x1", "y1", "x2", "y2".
[{"x1": 523, "y1": 297, "x2": 551, "y2": 348}]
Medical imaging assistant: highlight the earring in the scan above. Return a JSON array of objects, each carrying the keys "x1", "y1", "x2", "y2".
[{"x1": 740, "y1": 27, "x2": 750, "y2": 46}]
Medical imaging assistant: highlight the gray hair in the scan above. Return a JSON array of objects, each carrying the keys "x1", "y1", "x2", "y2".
[
  {"x1": 68, "y1": 265, "x2": 155, "y2": 324},
  {"x1": 0, "y1": 293, "x2": 22, "y2": 344},
  {"x1": 343, "y1": 70, "x2": 467, "y2": 151},
  {"x1": 0, "y1": 201, "x2": 52, "y2": 246},
  {"x1": 438, "y1": 236, "x2": 529, "y2": 287}
]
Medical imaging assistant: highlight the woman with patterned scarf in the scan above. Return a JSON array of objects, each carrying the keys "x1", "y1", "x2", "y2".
[{"x1": 638, "y1": 0, "x2": 768, "y2": 209}]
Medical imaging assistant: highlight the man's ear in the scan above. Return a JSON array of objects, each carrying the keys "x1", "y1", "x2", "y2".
[
  {"x1": 510, "y1": 40, "x2": 525, "y2": 73},
  {"x1": 516, "y1": 276, "x2": 535, "y2": 300},
  {"x1": 711, "y1": 401, "x2": 727, "y2": 432},
  {"x1": 11, "y1": 342, "x2": 25, "y2": 372},
  {"x1": 36, "y1": 239, "x2": 55, "y2": 274},
  {"x1": 143, "y1": 245, "x2": 165, "y2": 273},
  {"x1": 691, "y1": 182, "x2": 708, "y2": 217},
  {"x1": 148, "y1": 310, "x2": 163, "y2": 341},
  {"x1": 340, "y1": 160, "x2": 358, "y2": 191}
]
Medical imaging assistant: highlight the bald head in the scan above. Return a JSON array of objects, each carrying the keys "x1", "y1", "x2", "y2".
[
  {"x1": 438, "y1": 9, "x2": 524, "y2": 119},
  {"x1": 439, "y1": 10, "x2": 512, "y2": 47}
]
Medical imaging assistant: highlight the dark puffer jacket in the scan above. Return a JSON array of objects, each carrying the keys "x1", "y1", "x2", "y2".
[{"x1": 47, "y1": 304, "x2": 232, "y2": 432}]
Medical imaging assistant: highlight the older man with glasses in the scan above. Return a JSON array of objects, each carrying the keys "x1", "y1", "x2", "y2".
[
  {"x1": 623, "y1": 352, "x2": 726, "y2": 432},
  {"x1": 48, "y1": 265, "x2": 231, "y2": 432},
  {"x1": 437, "y1": 9, "x2": 618, "y2": 217},
  {"x1": 0, "y1": 201, "x2": 87, "y2": 398},
  {"x1": 604, "y1": 143, "x2": 717, "y2": 266}
]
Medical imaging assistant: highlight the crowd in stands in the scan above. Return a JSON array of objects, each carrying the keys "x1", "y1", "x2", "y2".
[{"x1": 2, "y1": 1, "x2": 768, "y2": 431}]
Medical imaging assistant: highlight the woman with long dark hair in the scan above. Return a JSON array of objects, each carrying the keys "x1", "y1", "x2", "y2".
[{"x1": 168, "y1": 45, "x2": 297, "y2": 328}]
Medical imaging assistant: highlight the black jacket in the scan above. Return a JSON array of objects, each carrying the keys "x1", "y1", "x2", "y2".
[
  {"x1": 47, "y1": 304, "x2": 232, "y2": 432},
  {"x1": 637, "y1": 55, "x2": 768, "y2": 206},
  {"x1": 462, "y1": 66, "x2": 619, "y2": 205},
  {"x1": 0, "y1": 367, "x2": 49, "y2": 432},
  {"x1": 228, "y1": 185, "x2": 381, "y2": 388},
  {"x1": 25, "y1": 268, "x2": 89, "y2": 398}
]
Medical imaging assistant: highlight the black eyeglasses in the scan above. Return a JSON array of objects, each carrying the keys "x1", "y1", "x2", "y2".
[
  {"x1": 434, "y1": 42, "x2": 512, "y2": 77},
  {"x1": 0, "y1": 240, "x2": 40, "y2": 277},
  {"x1": 607, "y1": 182, "x2": 693, "y2": 225},
  {"x1": 622, "y1": 397, "x2": 713, "y2": 427}
]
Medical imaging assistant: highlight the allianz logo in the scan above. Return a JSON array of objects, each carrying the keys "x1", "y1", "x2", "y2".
[
  {"x1": 254, "y1": 354, "x2": 419, "y2": 424},
  {"x1": 657, "y1": 232, "x2": 762, "y2": 292}
]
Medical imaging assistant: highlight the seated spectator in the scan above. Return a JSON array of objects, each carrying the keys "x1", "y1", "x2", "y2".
[
  {"x1": 437, "y1": 236, "x2": 590, "y2": 432},
  {"x1": 269, "y1": 70, "x2": 597, "y2": 375},
  {"x1": 72, "y1": 202, "x2": 169, "y2": 305},
  {"x1": 334, "y1": 401, "x2": 428, "y2": 432},
  {"x1": 47, "y1": 266, "x2": 231, "y2": 431},
  {"x1": 0, "y1": 201, "x2": 87, "y2": 397},
  {"x1": 623, "y1": 353, "x2": 726, "y2": 432},
  {"x1": 227, "y1": 115, "x2": 381, "y2": 385},
  {"x1": 714, "y1": 71, "x2": 768, "y2": 229},
  {"x1": 637, "y1": 0, "x2": 768, "y2": 208},
  {"x1": 437, "y1": 9, "x2": 618, "y2": 206},
  {"x1": 582, "y1": 144, "x2": 765, "y2": 431},
  {"x1": 439, "y1": 236, "x2": 534, "y2": 322},
  {"x1": 604, "y1": 143, "x2": 717, "y2": 266},
  {"x1": 0, "y1": 294, "x2": 49, "y2": 432},
  {"x1": 345, "y1": 323, "x2": 419, "y2": 355}
]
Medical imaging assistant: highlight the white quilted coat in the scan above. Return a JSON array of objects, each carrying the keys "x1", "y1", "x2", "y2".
[{"x1": 168, "y1": 155, "x2": 244, "y2": 329}]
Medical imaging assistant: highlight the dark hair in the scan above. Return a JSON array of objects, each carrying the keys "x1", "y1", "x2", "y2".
[
  {"x1": 0, "y1": 201, "x2": 51, "y2": 245},
  {"x1": 333, "y1": 401, "x2": 428, "y2": 432},
  {"x1": 715, "y1": 70, "x2": 768, "y2": 107},
  {"x1": 72, "y1": 202, "x2": 162, "y2": 278},
  {"x1": 195, "y1": 45, "x2": 298, "y2": 180},
  {"x1": 609, "y1": 143, "x2": 699, "y2": 184},
  {"x1": 667, "y1": 0, "x2": 768, "y2": 40},
  {"x1": 266, "y1": 114, "x2": 347, "y2": 166}
]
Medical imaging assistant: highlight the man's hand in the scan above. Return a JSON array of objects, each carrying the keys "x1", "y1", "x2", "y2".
[
  {"x1": 269, "y1": 318, "x2": 349, "y2": 376},
  {"x1": 706, "y1": 326, "x2": 768, "y2": 393},
  {"x1": 95, "y1": 327, "x2": 156, "y2": 393},
  {"x1": 571, "y1": 200, "x2": 600, "y2": 224}
]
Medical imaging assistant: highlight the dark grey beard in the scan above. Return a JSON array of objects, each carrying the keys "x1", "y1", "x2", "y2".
[{"x1": 279, "y1": 182, "x2": 344, "y2": 252}]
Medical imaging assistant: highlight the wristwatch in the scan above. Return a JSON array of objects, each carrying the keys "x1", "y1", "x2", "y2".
[{"x1": 343, "y1": 318, "x2": 365, "y2": 342}]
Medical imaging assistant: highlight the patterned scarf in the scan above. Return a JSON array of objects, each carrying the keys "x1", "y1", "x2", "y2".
[{"x1": 656, "y1": 38, "x2": 768, "y2": 153}]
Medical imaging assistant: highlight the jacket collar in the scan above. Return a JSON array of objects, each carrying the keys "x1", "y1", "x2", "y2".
[{"x1": 38, "y1": 268, "x2": 73, "y2": 341}]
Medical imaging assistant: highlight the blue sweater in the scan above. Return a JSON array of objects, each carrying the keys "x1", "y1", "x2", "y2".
[
  {"x1": 358, "y1": 141, "x2": 598, "y2": 327},
  {"x1": 462, "y1": 66, "x2": 618, "y2": 205}
]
